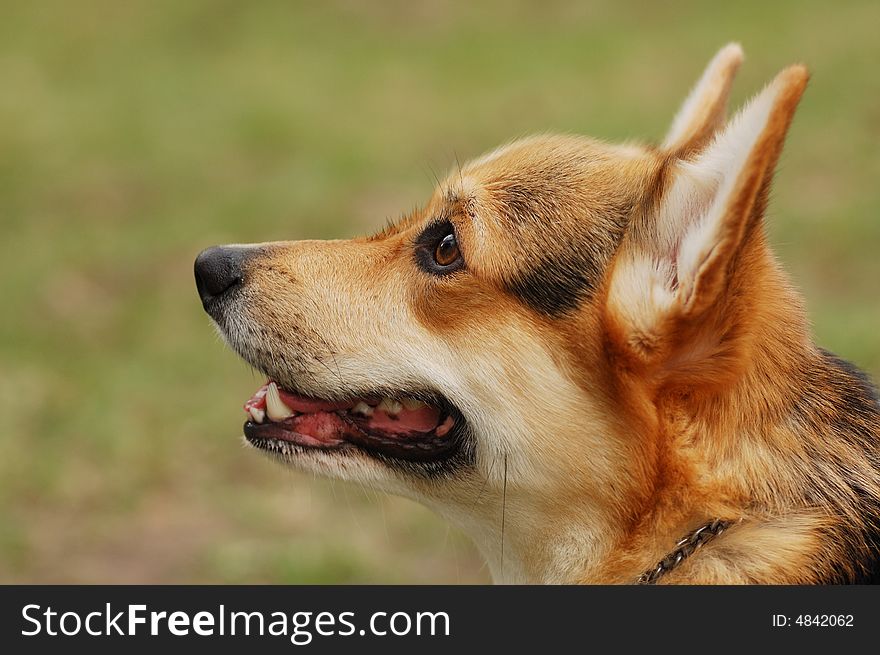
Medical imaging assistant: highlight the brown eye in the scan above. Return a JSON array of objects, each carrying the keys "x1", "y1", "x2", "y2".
[
  {"x1": 434, "y1": 232, "x2": 460, "y2": 267},
  {"x1": 416, "y1": 220, "x2": 464, "y2": 275}
]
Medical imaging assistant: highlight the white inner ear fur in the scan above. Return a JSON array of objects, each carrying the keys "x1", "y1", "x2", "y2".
[{"x1": 657, "y1": 77, "x2": 781, "y2": 297}]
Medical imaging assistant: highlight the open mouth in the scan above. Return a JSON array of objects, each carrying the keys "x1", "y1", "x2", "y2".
[{"x1": 243, "y1": 382, "x2": 461, "y2": 462}]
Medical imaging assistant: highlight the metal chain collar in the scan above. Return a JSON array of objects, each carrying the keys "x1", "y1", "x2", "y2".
[{"x1": 636, "y1": 518, "x2": 736, "y2": 584}]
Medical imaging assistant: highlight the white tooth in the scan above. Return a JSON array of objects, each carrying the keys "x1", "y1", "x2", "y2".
[
  {"x1": 401, "y1": 398, "x2": 427, "y2": 411},
  {"x1": 266, "y1": 382, "x2": 294, "y2": 421},
  {"x1": 352, "y1": 401, "x2": 373, "y2": 417},
  {"x1": 249, "y1": 407, "x2": 265, "y2": 423},
  {"x1": 377, "y1": 397, "x2": 403, "y2": 416}
]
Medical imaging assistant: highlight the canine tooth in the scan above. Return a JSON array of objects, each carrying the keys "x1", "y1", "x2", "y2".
[
  {"x1": 249, "y1": 407, "x2": 265, "y2": 424},
  {"x1": 377, "y1": 398, "x2": 403, "y2": 416},
  {"x1": 352, "y1": 401, "x2": 373, "y2": 417},
  {"x1": 401, "y1": 398, "x2": 427, "y2": 411},
  {"x1": 266, "y1": 382, "x2": 294, "y2": 421}
]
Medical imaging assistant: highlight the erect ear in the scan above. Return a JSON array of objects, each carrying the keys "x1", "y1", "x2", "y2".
[
  {"x1": 606, "y1": 65, "x2": 808, "y2": 376},
  {"x1": 662, "y1": 43, "x2": 744, "y2": 158}
]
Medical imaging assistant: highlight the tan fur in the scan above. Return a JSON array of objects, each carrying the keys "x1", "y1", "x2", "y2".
[{"x1": 203, "y1": 45, "x2": 880, "y2": 583}]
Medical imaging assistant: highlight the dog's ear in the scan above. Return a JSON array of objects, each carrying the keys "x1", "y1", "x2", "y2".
[
  {"x1": 662, "y1": 43, "x2": 744, "y2": 158},
  {"x1": 606, "y1": 65, "x2": 808, "y2": 380}
]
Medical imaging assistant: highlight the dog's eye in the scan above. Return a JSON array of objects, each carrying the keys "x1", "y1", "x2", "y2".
[
  {"x1": 434, "y1": 232, "x2": 460, "y2": 267},
  {"x1": 415, "y1": 221, "x2": 465, "y2": 275}
]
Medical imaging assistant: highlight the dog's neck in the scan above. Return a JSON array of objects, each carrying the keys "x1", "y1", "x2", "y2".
[
  {"x1": 609, "y1": 260, "x2": 878, "y2": 583},
  {"x1": 435, "y1": 496, "x2": 614, "y2": 584},
  {"x1": 449, "y1": 253, "x2": 880, "y2": 584}
]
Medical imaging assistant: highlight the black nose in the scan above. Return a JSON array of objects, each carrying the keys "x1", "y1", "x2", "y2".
[{"x1": 194, "y1": 246, "x2": 250, "y2": 307}]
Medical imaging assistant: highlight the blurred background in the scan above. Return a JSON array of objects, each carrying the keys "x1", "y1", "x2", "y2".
[{"x1": 1, "y1": 0, "x2": 878, "y2": 583}]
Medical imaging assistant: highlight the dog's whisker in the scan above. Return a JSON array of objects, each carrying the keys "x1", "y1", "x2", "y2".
[
  {"x1": 500, "y1": 453, "x2": 508, "y2": 582},
  {"x1": 469, "y1": 454, "x2": 498, "y2": 514}
]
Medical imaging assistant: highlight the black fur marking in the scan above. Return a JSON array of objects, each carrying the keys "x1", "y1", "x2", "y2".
[
  {"x1": 821, "y1": 349, "x2": 880, "y2": 406},
  {"x1": 491, "y1": 177, "x2": 632, "y2": 317},
  {"x1": 504, "y1": 207, "x2": 630, "y2": 317},
  {"x1": 803, "y1": 350, "x2": 880, "y2": 583},
  {"x1": 506, "y1": 246, "x2": 605, "y2": 317}
]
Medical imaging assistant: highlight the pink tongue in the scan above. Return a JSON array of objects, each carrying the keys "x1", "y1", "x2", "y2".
[
  {"x1": 367, "y1": 407, "x2": 439, "y2": 433},
  {"x1": 289, "y1": 412, "x2": 347, "y2": 445}
]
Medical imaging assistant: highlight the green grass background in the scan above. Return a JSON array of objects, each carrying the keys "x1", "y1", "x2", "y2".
[{"x1": 1, "y1": 0, "x2": 878, "y2": 583}]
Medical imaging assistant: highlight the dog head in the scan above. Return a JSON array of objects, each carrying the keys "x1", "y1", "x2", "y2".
[{"x1": 195, "y1": 45, "x2": 808, "y2": 581}]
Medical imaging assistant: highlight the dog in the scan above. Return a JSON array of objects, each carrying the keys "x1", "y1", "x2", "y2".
[{"x1": 194, "y1": 44, "x2": 880, "y2": 584}]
